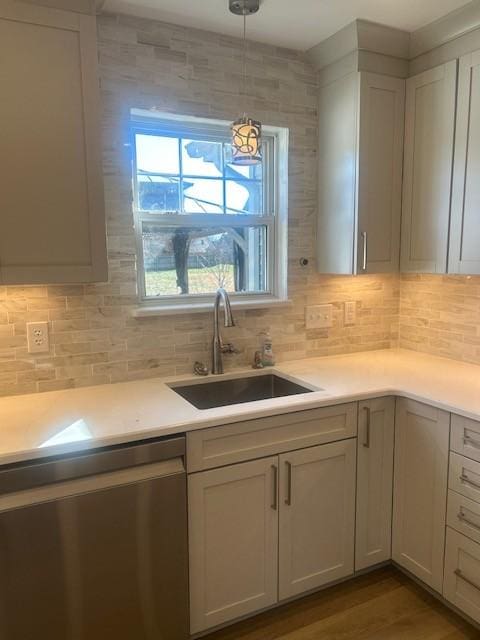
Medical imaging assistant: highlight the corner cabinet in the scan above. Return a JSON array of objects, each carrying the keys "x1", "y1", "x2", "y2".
[
  {"x1": 317, "y1": 71, "x2": 405, "y2": 274},
  {"x1": 0, "y1": 2, "x2": 107, "y2": 285},
  {"x1": 400, "y1": 61, "x2": 457, "y2": 273},
  {"x1": 355, "y1": 397, "x2": 395, "y2": 571},
  {"x1": 392, "y1": 398, "x2": 450, "y2": 592}
]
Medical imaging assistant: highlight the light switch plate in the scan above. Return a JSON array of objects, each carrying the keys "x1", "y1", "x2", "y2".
[
  {"x1": 344, "y1": 301, "x2": 357, "y2": 326},
  {"x1": 27, "y1": 322, "x2": 50, "y2": 354},
  {"x1": 305, "y1": 304, "x2": 333, "y2": 329}
]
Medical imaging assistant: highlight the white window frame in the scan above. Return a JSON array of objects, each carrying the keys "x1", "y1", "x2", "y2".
[{"x1": 130, "y1": 110, "x2": 289, "y2": 316}]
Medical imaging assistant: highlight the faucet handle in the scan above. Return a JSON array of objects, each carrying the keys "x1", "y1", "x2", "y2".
[
  {"x1": 193, "y1": 361, "x2": 209, "y2": 376},
  {"x1": 221, "y1": 343, "x2": 240, "y2": 355}
]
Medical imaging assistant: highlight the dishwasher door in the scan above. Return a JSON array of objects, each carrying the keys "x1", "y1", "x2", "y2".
[{"x1": 0, "y1": 437, "x2": 189, "y2": 640}]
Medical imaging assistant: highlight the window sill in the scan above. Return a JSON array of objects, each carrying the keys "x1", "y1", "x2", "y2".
[{"x1": 131, "y1": 297, "x2": 292, "y2": 317}]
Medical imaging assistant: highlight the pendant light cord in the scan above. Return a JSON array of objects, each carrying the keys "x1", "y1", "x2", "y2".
[{"x1": 243, "y1": 1, "x2": 247, "y2": 118}]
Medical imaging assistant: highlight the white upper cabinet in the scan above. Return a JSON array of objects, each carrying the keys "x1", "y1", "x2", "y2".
[
  {"x1": 449, "y1": 50, "x2": 480, "y2": 274},
  {"x1": 357, "y1": 74, "x2": 405, "y2": 274},
  {"x1": 0, "y1": 2, "x2": 107, "y2": 285},
  {"x1": 317, "y1": 71, "x2": 405, "y2": 275},
  {"x1": 400, "y1": 61, "x2": 457, "y2": 273}
]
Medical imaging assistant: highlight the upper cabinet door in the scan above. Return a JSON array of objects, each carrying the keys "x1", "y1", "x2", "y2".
[
  {"x1": 449, "y1": 51, "x2": 480, "y2": 274},
  {"x1": 0, "y1": 2, "x2": 107, "y2": 284},
  {"x1": 317, "y1": 72, "x2": 359, "y2": 274},
  {"x1": 357, "y1": 73, "x2": 405, "y2": 274},
  {"x1": 400, "y1": 61, "x2": 457, "y2": 273},
  {"x1": 317, "y1": 71, "x2": 404, "y2": 275}
]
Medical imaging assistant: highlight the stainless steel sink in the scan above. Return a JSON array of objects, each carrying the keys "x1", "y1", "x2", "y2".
[{"x1": 170, "y1": 373, "x2": 315, "y2": 410}]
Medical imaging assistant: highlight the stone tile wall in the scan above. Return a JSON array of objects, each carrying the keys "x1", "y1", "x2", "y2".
[{"x1": 399, "y1": 274, "x2": 480, "y2": 365}]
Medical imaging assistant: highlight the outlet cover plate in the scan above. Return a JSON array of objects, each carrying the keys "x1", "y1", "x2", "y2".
[
  {"x1": 27, "y1": 321, "x2": 50, "y2": 354},
  {"x1": 306, "y1": 305, "x2": 333, "y2": 329}
]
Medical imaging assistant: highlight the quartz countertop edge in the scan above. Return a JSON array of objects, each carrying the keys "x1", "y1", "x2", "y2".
[{"x1": 1, "y1": 348, "x2": 479, "y2": 467}]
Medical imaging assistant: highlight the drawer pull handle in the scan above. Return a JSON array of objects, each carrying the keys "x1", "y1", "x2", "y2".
[
  {"x1": 464, "y1": 435, "x2": 480, "y2": 450},
  {"x1": 458, "y1": 509, "x2": 480, "y2": 532},
  {"x1": 460, "y1": 473, "x2": 480, "y2": 491},
  {"x1": 363, "y1": 406, "x2": 371, "y2": 448},
  {"x1": 271, "y1": 465, "x2": 278, "y2": 511},
  {"x1": 285, "y1": 461, "x2": 292, "y2": 506},
  {"x1": 454, "y1": 569, "x2": 480, "y2": 592}
]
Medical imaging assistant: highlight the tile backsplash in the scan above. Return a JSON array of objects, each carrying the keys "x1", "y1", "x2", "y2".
[
  {"x1": 399, "y1": 274, "x2": 480, "y2": 365},
  {"x1": 0, "y1": 273, "x2": 399, "y2": 397},
  {"x1": 2, "y1": 12, "x2": 477, "y2": 398}
]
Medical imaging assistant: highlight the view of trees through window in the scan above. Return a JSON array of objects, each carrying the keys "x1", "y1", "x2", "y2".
[{"x1": 133, "y1": 124, "x2": 272, "y2": 299}]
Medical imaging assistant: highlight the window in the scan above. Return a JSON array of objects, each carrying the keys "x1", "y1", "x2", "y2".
[{"x1": 131, "y1": 110, "x2": 288, "y2": 310}]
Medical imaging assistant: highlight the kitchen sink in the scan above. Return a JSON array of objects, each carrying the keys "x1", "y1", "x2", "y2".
[{"x1": 170, "y1": 373, "x2": 315, "y2": 410}]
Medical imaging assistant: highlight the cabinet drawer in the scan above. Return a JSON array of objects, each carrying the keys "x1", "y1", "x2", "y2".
[
  {"x1": 447, "y1": 490, "x2": 480, "y2": 545},
  {"x1": 452, "y1": 415, "x2": 480, "y2": 464},
  {"x1": 449, "y1": 453, "x2": 480, "y2": 504},
  {"x1": 187, "y1": 403, "x2": 358, "y2": 472},
  {"x1": 444, "y1": 528, "x2": 480, "y2": 624}
]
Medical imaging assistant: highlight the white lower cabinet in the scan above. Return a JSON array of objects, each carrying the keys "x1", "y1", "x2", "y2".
[
  {"x1": 444, "y1": 528, "x2": 480, "y2": 623},
  {"x1": 188, "y1": 457, "x2": 279, "y2": 634},
  {"x1": 355, "y1": 397, "x2": 395, "y2": 571},
  {"x1": 278, "y1": 440, "x2": 356, "y2": 600},
  {"x1": 188, "y1": 439, "x2": 357, "y2": 633},
  {"x1": 188, "y1": 395, "x2": 474, "y2": 634},
  {"x1": 392, "y1": 398, "x2": 450, "y2": 592}
]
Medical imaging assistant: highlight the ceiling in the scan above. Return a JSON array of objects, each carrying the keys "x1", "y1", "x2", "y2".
[{"x1": 102, "y1": 0, "x2": 473, "y2": 51}]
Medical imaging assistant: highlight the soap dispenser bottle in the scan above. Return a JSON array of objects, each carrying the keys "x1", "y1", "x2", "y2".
[{"x1": 261, "y1": 331, "x2": 275, "y2": 367}]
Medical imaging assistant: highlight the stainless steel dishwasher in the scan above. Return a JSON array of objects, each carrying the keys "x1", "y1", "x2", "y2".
[{"x1": 0, "y1": 436, "x2": 189, "y2": 640}]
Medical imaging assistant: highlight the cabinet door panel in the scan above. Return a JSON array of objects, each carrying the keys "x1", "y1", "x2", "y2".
[
  {"x1": 356, "y1": 397, "x2": 395, "y2": 571},
  {"x1": 392, "y1": 399, "x2": 450, "y2": 592},
  {"x1": 188, "y1": 458, "x2": 278, "y2": 634},
  {"x1": 278, "y1": 440, "x2": 356, "y2": 600},
  {"x1": 187, "y1": 403, "x2": 358, "y2": 472},
  {"x1": 401, "y1": 62, "x2": 457, "y2": 273},
  {"x1": 357, "y1": 74, "x2": 405, "y2": 274},
  {"x1": 317, "y1": 72, "x2": 359, "y2": 274},
  {"x1": 449, "y1": 51, "x2": 480, "y2": 274},
  {"x1": 0, "y1": 2, "x2": 107, "y2": 284}
]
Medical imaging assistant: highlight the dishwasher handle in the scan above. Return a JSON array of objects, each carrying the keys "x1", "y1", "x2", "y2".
[
  {"x1": 0, "y1": 435, "x2": 185, "y2": 495},
  {"x1": 0, "y1": 458, "x2": 185, "y2": 514}
]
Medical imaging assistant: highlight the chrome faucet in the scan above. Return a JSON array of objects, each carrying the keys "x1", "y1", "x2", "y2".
[{"x1": 212, "y1": 288, "x2": 237, "y2": 374}]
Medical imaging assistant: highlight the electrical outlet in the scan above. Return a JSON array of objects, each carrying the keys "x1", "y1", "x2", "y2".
[
  {"x1": 344, "y1": 301, "x2": 357, "y2": 326},
  {"x1": 305, "y1": 304, "x2": 333, "y2": 329},
  {"x1": 27, "y1": 322, "x2": 50, "y2": 354}
]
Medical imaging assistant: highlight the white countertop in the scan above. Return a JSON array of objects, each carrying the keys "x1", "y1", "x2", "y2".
[{"x1": 1, "y1": 348, "x2": 480, "y2": 466}]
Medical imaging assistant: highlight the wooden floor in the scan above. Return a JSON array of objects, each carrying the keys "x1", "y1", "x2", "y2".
[{"x1": 204, "y1": 567, "x2": 478, "y2": 640}]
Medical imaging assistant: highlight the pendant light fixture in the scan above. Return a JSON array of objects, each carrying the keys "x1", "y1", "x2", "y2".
[{"x1": 229, "y1": 0, "x2": 262, "y2": 165}]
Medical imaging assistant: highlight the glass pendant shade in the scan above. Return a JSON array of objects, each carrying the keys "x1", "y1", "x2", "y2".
[{"x1": 231, "y1": 116, "x2": 262, "y2": 165}]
